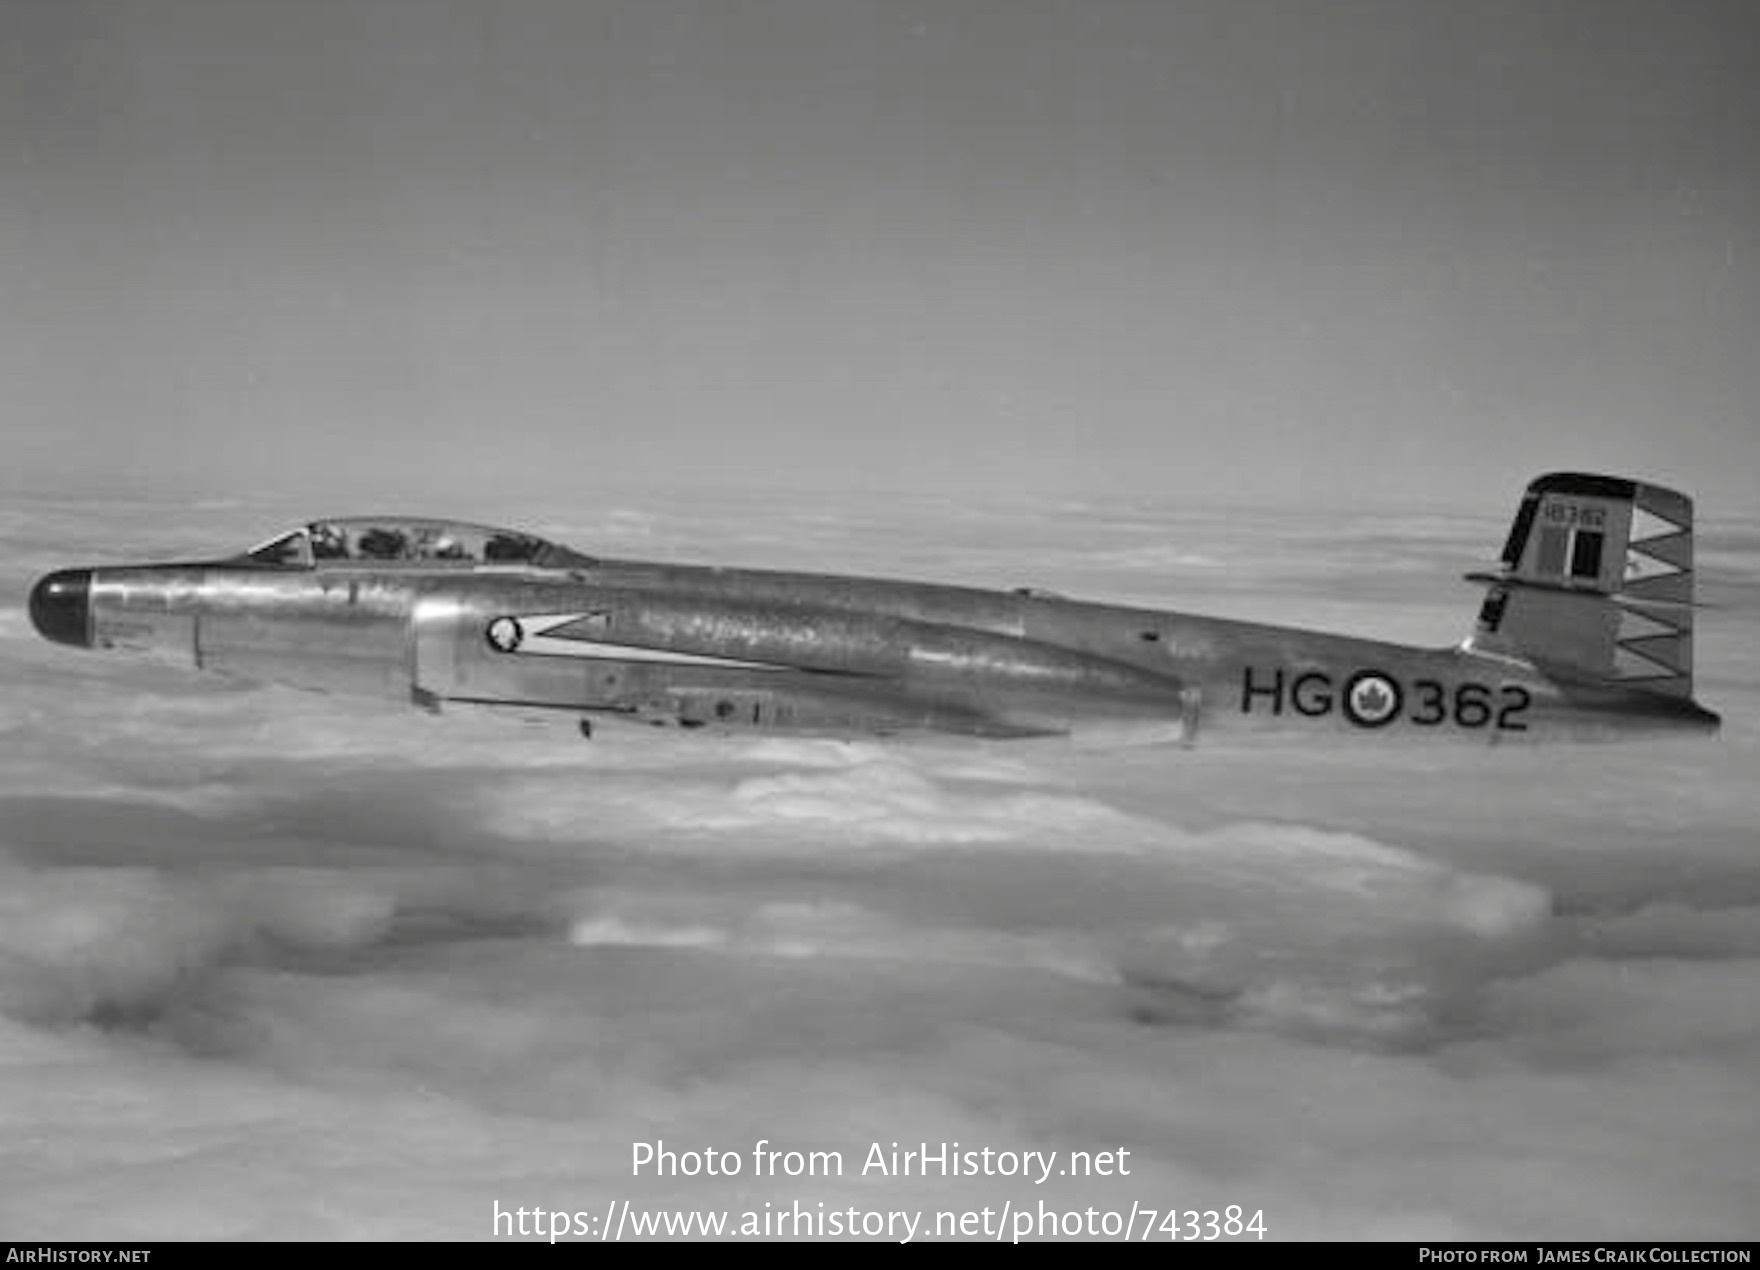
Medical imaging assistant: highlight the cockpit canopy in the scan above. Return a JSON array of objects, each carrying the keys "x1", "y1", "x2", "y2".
[{"x1": 240, "y1": 518, "x2": 593, "y2": 570}]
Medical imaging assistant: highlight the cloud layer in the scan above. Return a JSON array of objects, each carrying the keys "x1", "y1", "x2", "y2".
[{"x1": 2, "y1": 493, "x2": 1756, "y2": 1240}]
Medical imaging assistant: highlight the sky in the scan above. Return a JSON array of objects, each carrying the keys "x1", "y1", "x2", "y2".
[
  {"x1": 2, "y1": 0, "x2": 1757, "y2": 514},
  {"x1": 1, "y1": 490, "x2": 1757, "y2": 1241}
]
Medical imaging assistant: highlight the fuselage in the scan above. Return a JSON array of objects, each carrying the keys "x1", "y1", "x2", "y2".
[{"x1": 29, "y1": 545, "x2": 1719, "y2": 744}]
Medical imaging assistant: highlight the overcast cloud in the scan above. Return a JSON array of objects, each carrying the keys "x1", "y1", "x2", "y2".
[{"x1": 2, "y1": 494, "x2": 1756, "y2": 1240}]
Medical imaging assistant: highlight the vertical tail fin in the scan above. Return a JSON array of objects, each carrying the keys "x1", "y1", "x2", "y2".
[{"x1": 1465, "y1": 472, "x2": 1697, "y2": 697}]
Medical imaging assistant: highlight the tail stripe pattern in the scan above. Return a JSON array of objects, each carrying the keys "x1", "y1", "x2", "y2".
[{"x1": 1613, "y1": 483, "x2": 1694, "y2": 692}]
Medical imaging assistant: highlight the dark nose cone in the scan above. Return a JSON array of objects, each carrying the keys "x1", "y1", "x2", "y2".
[{"x1": 28, "y1": 569, "x2": 93, "y2": 648}]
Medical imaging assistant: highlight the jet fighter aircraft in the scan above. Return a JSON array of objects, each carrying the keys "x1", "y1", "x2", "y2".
[{"x1": 27, "y1": 472, "x2": 1720, "y2": 744}]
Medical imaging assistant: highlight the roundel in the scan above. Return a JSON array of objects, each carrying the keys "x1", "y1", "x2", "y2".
[
  {"x1": 485, "y1": 616, "x2": 525, "y2": 653},
  {"x1": 1342, "y1": 671, "x2": 1402, "y2": 727}
]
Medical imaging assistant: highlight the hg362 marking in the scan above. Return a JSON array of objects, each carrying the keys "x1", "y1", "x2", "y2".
[{"x1": 1240, "y1": 667, "x2": 1532, "y2": 731}]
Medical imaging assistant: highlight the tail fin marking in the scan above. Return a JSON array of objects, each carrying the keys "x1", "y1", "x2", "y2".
[{"x1": 1467, "y1": 471, "x2": 1699, "y2": 699}]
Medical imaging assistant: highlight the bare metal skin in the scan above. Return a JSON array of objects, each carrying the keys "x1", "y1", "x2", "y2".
[{"x1": 27, "y1": 473, "x2": 1720, "y2": 745}]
